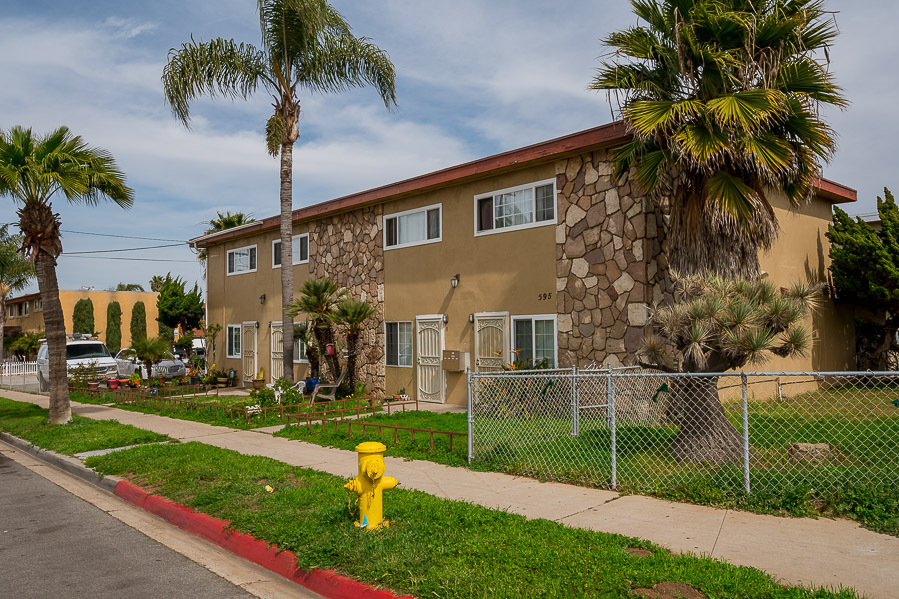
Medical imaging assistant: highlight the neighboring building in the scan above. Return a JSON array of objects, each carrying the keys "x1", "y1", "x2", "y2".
[
  {"x1": 191, "y1": 122, "x2": 857, "y2": 405},
  {"x1": 5, "y1": 289, "x2": 160, "y2": 350}
]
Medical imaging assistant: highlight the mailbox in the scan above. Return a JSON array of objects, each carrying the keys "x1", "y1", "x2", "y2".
[{"x1": 442, "y1": 350, "x2": 470, "y2": 372}]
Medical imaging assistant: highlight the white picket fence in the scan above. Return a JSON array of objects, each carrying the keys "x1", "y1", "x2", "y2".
[{"x1": 1, "y1": 360, "x2": 37, "y2": 377}]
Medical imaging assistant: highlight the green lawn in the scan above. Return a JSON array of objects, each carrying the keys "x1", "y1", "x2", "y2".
[
  {"x1": 0, "y1": 397, "x2": 170, "y2": 455},
  {"x1": 86, "y1": 441, "x2": 859, "y2": 599}
]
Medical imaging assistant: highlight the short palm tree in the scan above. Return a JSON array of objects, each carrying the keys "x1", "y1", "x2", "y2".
[
  {"x1": 124, "y1": 336, "x2": 174, "y2": 381},
  {"x1": 0, "y1": 126, "x2": 133, "y2": 424},
  {"x1": 288, "y1": 277, "x2": 345, "y2": 380},
  {"x1": 163, "y1": 0, "x2": 397, "y2": 382},
  {"x1": 333, "y1": 298, "x2": 376, "y2": 392},
  {"x1": 592, "y1": 0, "x2": 846, "y2": 277},
  {"x1": 0, "y1": 224, "x2": 35, "y2": 361}
]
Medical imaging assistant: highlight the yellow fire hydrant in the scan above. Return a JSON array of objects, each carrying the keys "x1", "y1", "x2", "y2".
[{"x1": 344, "y1": 441, "x2": 397, "y2": 530}]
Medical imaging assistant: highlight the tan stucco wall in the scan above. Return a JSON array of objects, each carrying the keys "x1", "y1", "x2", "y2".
[
  {"x1": 205, "y1": 225, "x2": 311, "y2": 381},
  {"x1": 7, "y1": 290, "x2": 159, "y2": 350}
]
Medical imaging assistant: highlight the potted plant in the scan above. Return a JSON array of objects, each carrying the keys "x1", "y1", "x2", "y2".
[
  {"x1": 129, "y1": 372, "x2": 141, "y2": 388},
  {"x1": 253, "y1": 366, "x2": 265, "y2": 390},
  {"x1": 107, "y1": 378, "x2": 119, "y2": 390},
  {"x1": 87, "y1": 381, "x2": 100, "y2": 391},
  {"x1": 391, "y1": 387, "x2": 406, "y2": 401}
]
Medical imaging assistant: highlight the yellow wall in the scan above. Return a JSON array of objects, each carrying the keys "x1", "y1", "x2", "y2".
[{"x1": 7, "y1": 290, "x2": 159, "y2": 350}]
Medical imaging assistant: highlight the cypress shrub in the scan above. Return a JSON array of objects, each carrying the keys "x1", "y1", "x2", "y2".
[
  {"x1": 72, "y1": 299, "x2": 94, "y2": 334},
  {"x1": 106, "y1": 302, "x2": 122, "y2": 354},
  {"x1": 130, "y1": 301, "x2": 147, "y2": 344}
]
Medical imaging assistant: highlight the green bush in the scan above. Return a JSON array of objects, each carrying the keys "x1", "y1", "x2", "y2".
[
  {"x1": 130, "y1": 301, "x2": 147, "y2": 343},
  {"x1": 72, "y1": 298, "x2": 94, "y2": 334},
  {"x1": 106, "y1": 302, "x2": 122, "y2": 354}
]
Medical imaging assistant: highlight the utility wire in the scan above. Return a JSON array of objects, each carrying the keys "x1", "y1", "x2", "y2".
[
  {"x1": 64, "y1": 243, "x2": 185, "y2": 255},
  {"x1": 59, "y1": 255, "x2": 197, "y2": 263},
  {"x1": 60, "y1": 229, "x2": 187, "y2": 243}
]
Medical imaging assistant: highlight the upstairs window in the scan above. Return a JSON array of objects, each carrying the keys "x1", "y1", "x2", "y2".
[
  {"x1": 476, "y1": 180, "x2": 555, "y2": 234},
  {"x1": 227, "y1": 245, "x2": 257, "y2": 275},
  {"x1": 384, "y1": 205, "x2": 441, "y2": 250},
  {"x1": 23, "y1": 302, "x2": 29, "y2": 317},
  {"x1": 34, "y1": 299, "x2": 42, "y2": 311},
  {"x1": 273, "y1": 234, "x2": 310, "y2": 268}
]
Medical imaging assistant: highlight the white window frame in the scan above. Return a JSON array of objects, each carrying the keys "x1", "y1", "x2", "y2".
[
  {"x1": 226, "y1": 244, "x2": 257, "y2": 276},
  {"x1": 510, "y1": 314, "x2": 558, "y2": 368},
  {"x1": 383, "y1": 203, "x2": 442, "y2": 251},
  {"x1": 293, "y1": 335, "x2": 308, "y2": 364},
  {"x1": 23, "y1": 302, "x2": 29, "y2": 317},
  {"x1": 473, "y1": 179, "x2": 557, "y2": 237},
  {"x1": 272, "y1": 233, "x2": 310, "y2": 268},
  {"x1": 34, "y1": 299, "x2": 42, "y2": 312},
  {"x1": 226, "y1": 324, "x2": 242, "y2": 358},
  {"x1": 9, "y1": 305, "x2": 15, "y2": 319},
  {"x1": 385, "y1": 321, "x2": 414, "y2": 368}
]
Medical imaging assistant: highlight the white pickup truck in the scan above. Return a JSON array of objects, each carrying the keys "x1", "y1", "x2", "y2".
[{"x1": 35, "y1": 334, "x2": 119, "y2": 392}]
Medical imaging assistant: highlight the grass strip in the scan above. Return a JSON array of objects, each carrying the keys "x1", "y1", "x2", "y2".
[
  {"x1": 0, "y1": 396, "x2": 170, "y2": 455},
  {"x1": 86, "y1": 441, "x2": 858, "y2": 599}
]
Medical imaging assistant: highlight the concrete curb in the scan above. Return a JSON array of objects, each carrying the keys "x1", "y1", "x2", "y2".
[
  {"x1": 0, "y1": 431, "x2": 410, "y2": 599},
  {"x1": 113, "y1": 480, "x2": 411, "y2": 599},
  {"x1": 0, "y1": 431, "x2": 121, "y2": 493}
]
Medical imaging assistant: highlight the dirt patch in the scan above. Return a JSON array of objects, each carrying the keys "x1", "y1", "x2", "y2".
[
  {"x1": 626, "y1": 547, "x2": 653, "y2": 558},
  {"x1": 631, "y1": 582, "x2": 707, "y2": 599}
]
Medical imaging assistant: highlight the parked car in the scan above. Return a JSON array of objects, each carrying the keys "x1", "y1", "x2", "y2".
[
  {"x1": 36, "y1": 334, "x2": 118, "y2": 392},
  {"x1": 115, "y1": 349, "x2": 186, "y2": 379}
]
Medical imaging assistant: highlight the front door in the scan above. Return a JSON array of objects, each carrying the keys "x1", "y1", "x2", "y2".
[
  {"x1": 270, "y1": 322, "x2": 283, "y2": 382},
  {"x1": 474, "y1": 312, "x2": 509, "y2": 372},
  {"x1": 242, "y1": 321, "x2": 257, "y2": 382},
  {"x1": 416, "y1": 315, "x2": 445, "y2": 403}
]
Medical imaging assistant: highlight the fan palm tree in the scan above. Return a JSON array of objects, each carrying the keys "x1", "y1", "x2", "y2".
[
  {"x1": 288, "y1": 277, "x2": 345, "y2": 380},
  {"x1": 0, "y1": 224, "x2": 35, "y2": 361},
  {"x1": 197, "y1": 211, "x2": 255, "y2": 265},
  {"x1": 149, "y1": 275, "x2": 165, "y2": 293},
  {"x1": 124, "y1": 336, "x2": 174, "y2": 381},
  {"x1": 592, "y1": 0, "x2": 846, "y2": 277},
  {"x1": 333, "y1": 298, "x2": 375, "y2": 392},
  {"x1": 163, "y1": 0, "x2": 397, "y2": 382},
  {"x1": 0, "y1": 126, "x2": 133, "y2": 424}
]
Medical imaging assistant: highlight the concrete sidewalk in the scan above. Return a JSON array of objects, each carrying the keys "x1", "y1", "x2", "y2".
[{"x1": 4, "y1": 390, "x2": 896, "y2": 598}]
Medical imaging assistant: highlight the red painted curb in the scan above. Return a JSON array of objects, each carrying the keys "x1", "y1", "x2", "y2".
[{"x1": 113, "y1": 480, "x2": 412, "y2": 599}]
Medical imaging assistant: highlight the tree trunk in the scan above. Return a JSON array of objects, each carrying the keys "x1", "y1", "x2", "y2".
[
  {"x1": 667, "y1": 375, "x2": 742, "y2": 463},
  {"x1": 311, "y1": 323, "x2": 341, "y2": 382},
  {"x1": 0, "y1": 296, "x2": 6, "y2": 362},
  {"x1": 305, "y1": 344, "x2": 319, "y2": 379},
  {"x1": 279, "y1": 141, "x2": 295, "y2": 382},
  {"x1": 35, "y1": 250, "x2": 70, "y2": 423},
  {"x1": 346, "y1": 332, "x2": 358, "y2": 392}
]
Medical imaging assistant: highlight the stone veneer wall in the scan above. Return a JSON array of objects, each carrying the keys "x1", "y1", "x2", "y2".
[
  {"x1": 555, "y1": 149, "x2": 667, "y2": 367},
  {"x1": 308, "y1": 205, "x2": 386, "y2": 396}
]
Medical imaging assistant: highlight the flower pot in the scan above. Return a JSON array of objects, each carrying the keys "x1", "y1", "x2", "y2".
[
  {"x1": 216, "y1": 377, "x2": 229, "y2": 386},
  {"x1": 87, "y1": 382, "x2": 100, "y2": 391},
  {"x1": 304, "y1": 378, "x2": 319, "y2": 393},
  {"x1": 252, "y1": 378, "x2": 264, "y2": 390},
  {"x1": 107, "y1": 380, "x2": 118, "y2": 390}
]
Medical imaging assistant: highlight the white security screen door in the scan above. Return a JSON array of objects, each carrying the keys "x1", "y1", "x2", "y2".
[
  {"x1": 242, "y1": 321, "x2": 257, "y2": 382},
  {"x1": 474, "y1": 312, "x2": 509, "y2": 372},
  {"x1": 416, "y1": 315, "x2": 445, "y2": 403},
  {"x1": 270, "y1": 322, "x2": 284, "y2": 381}
]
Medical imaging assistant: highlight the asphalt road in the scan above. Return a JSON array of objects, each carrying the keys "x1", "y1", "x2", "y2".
[{"x1": 0, "y1": 453, "x2": 255, "y2": 599}]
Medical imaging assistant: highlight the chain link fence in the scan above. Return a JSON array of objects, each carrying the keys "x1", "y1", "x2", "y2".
[{"x1": 468, "y1": 368, "x2": 899, "y2": 499}]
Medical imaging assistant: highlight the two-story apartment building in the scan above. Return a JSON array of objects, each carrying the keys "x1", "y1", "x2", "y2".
[{"x1": 192, "y1": 122, "x2": 857, "y2": 405}]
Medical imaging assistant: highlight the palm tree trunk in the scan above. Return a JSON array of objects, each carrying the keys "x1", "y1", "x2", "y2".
[
  {"x1": 667, "y1": 375, "x2": 742, "y2": 463},
  {"x1": 280, "y1": 141, "x2": 295, "y2": 382},
  {"x1": 311, "y1": 324, "x2": 341, "y2": 382},
  {"x1": 346, "y1": 332, "x2": 358, "y2": 392},
  {"x1": 0, "y1": 297, "x2": 6, "y2": 362},
  {"x1": 35, "y1": 250, "x2": 70, "y2": 423}
]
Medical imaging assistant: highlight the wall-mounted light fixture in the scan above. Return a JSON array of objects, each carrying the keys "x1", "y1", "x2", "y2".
[
  {"x1": 468, "y1": 313, "x2": 475, "y2": 323},
  {"x1": 254, "y1": 321, "x2": 260, "y2": 329},
  {"x1": 442, "y1": 314, "x2": 449, "y2": 324},
  {"x1": 259, "y1": 294, "x2": 266, "y2": 304},
  {"x1": 450, "y1": 273, "x2": 460, "y2": 289}
]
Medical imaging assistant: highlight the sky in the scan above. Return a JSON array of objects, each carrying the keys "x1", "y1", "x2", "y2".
[{"x1": 1, "y1": 1, "x2": 895, "y2": 296}]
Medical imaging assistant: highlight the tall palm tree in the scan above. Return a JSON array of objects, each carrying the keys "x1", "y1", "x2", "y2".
[
  {"x1": 0, "y1": 126, "x2": 133, "y2": 424},
  {"x1": 0, "y1": 224, "x2": 35, "y2": 360},
  {"x1": 288, "y1": 277, "x2": 345, "y2": 380},
  {"x1": 333, "y1": 298, "x2": 375, "y2": 392},
  {"x1": 162, "y1": 0, "x2": 397, "y2": 382},
  {"x1": 197, "y1": 211, "x2": 255, "y2": 265},
  {"x1": 592, "y1": 0, "x2": 846, "y2": 277},
  {"x1": 149, "y1": 275, "x2": 165, "y2": 293}
]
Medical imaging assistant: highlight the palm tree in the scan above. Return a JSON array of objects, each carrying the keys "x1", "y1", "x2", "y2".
[
  {"x1": 0, "y1": 126, "x2": 133, "y2": 424},
  {"x1": 124, "y1": 336, "x2": 174, "y2": 381},
  {"x1": 162, "y1": 0, "x2": 397, "y2": 382},
  {"x1": 333, "y1": 298, "x2": 375, "y2": 392},
  {"x1": 149, "y1": 275, "x2": 165, "y2": 293},
  {"x1": 592, "y1": 0, "x2": 846, "y2": 277},
  {"x1": 288, "y1": 277, "x2": 345, "y2": 380},
  {"x1": 197, "y1": 211, "x2": 255, "y2": 265},
  {"x1": 0, "y1": 224, "x2": 35, "y2": 361}
]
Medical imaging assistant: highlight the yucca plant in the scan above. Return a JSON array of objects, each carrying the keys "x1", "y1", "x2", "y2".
[
  {"x1": 640, "y1": 272, "x2": 823, "y2": 462},
  {"x1": 0, "y1": 126, "x2": 133, "y2": 424},
  {"x1": 288, "y1": 277, "x2": 346, "y2": 380},
  {"x1": 592, "y1": 0, "x2": 846, "y2": 277},
  {"x1": 163, "y1": 0, "x2": 396, "y2": 381},
  {"x1": 333, "y1": 298, "x2": 376, "y2": 392}
]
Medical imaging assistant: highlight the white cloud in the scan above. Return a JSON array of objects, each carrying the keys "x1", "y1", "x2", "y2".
[{"x1": 104, "y1": 17, "x2": 158, "y2": 39}]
